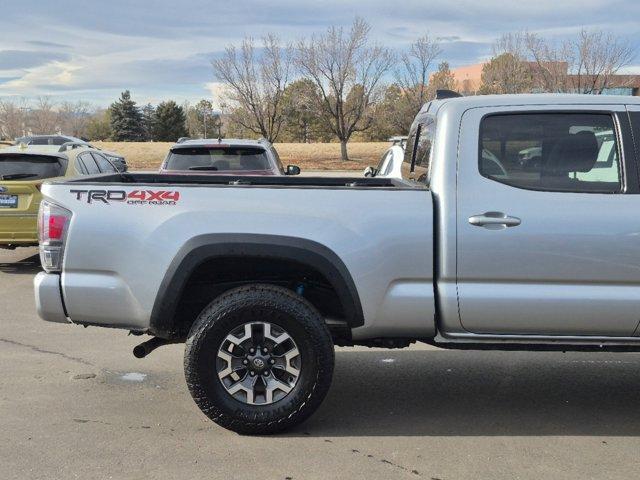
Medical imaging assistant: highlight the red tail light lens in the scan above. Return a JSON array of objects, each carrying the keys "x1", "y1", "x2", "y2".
[
  {"x1": 47, "y1": 214, "x2": 67, "y2": 240},
  {"x1": 38, "y1": 201, "x2": 72, "y2": 272}
]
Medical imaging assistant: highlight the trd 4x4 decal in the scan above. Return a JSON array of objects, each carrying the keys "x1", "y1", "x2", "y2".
[{"x1": 70, "y1": 189, "x2": 180, "y2": 205}]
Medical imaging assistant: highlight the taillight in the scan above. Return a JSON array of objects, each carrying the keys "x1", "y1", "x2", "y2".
[{"x1": 38, "y1": 201, "x2": 72, "y2": 273}]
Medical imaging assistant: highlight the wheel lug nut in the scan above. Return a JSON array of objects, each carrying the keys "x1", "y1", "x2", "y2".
[
  {"x1": 262, "y1": 348, "x2": 268, "y2": 354},
  {"x1": 269, "y1": 359, "x2": 275, "y2": 364},
  {"x1": 250, "y1": 371, "x2": 255, "y2": 376},
  {"x1": 263, "y1": 371, "x2": 269, "y2": 376},
  {"x1": 249, "y1": 348, "x2": 255, "y2": 354},
  {"x1": 243, "y1": 359, "x2": 248, "y2": 365}
]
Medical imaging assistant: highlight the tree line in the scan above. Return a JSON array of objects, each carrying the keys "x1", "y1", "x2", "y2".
[{"x1": 0, "y1": 18, "x2": 634, "y2": 160}]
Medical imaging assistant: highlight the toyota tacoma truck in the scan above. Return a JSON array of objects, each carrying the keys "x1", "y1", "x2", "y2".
[{"x1": 34, "y1": 92, "x2": 640, "y2": 434}]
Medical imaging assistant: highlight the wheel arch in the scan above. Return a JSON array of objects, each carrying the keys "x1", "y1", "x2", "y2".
[{"x1": 149, "y1": 234, "x2": 364, "y2": 338}]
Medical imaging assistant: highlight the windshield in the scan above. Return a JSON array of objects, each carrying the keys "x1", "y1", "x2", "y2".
[
  {"x1": 0, "y1": 155, "x2": 65, "y2": 180},
  {"x1": 165, "y1": 147, "x2": 271, "y2": 172}
]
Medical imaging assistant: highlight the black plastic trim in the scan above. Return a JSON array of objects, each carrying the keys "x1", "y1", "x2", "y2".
[
  {"x1": 149, "y1": 234, "x2": 364, "y2": 338},
  {"x1": 627, "y1": 110, "x2": 640, "y2": 191},
  {"x1": 618, "y1": 112, "x2": 639, "y2": 193},
  {"x1": 53, "y1": 172, "x2": 420, "y2": 190}
]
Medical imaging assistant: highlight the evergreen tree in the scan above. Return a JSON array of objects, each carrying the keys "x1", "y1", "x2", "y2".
[
  {"x1": 280, "y1": 79, "x2": 332, "y2": 143},
  {"x1": 141, "y1": 103, "x2": 156, "y2": 141},
  {"x1": 152, "y1": 101, "x2": 188, "y2": 142},
  {"x1": 196, "y1": 99, "x2": 217, "y2": 138},
  {"x1": 426, "y1": 62, "x2": 458, "y2": 98},
  {"x1": 109, "y1": 91, "x2": 144, "y2": 141}
]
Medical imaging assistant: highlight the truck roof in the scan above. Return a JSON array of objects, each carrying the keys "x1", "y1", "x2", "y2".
[{"x1": 426, "y1": 93, "x2": 640, "y2": 114}]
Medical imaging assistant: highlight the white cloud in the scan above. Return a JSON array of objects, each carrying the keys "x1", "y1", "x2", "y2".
[
  {"x1": 0, "y1": 0, "x2": 638, "y2": 105},
  {"x1": 204, "y1": 82, "x2": 228, "y2": 109}
]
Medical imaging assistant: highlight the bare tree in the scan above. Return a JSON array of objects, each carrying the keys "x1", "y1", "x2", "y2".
[
  {"x1": 213, "y1": 34, "x2": 292, "y2": 142},
  {"x1": 296, "y1": 17, "x2": 395, "y2": 160},
  {"x1": 30, "y1": 96, "x2": 58, "y2": 134},
  {"x1": 525, "y1": 29, "x2": 635, "y2": 93},
  {"x1": 526, "y1": 32, "x2": 576, "y2": 92},
  {"x1": 479, "y1": 33, "x2": 533, "y2": 94},
  {"x1": 59, "y1": 101, "x2": 91, "y2": 137},
  {"x1": 0, "y1": 99, "x2": 30, "y2": 140},
  {"x1": 395, "y1": 33, "x2": 441, "y2": 114},
  {"x1": 569, "y1": 29, "x2": 635, "y2": 93}
]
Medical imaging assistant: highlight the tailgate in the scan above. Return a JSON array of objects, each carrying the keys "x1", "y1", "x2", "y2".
[
  {"x1": 0, "y1": 181, "x2": 40, "y2": 213},
  {"x1": 0, "y1": 181, "x2": 41, "y2": 242},
  {"x1": 0, "y1": 152, "x2": 65, "y2": 214}
]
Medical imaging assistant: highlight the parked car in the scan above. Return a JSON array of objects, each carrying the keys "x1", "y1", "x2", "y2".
[
  {"x1": 363, "y1": 145, "x2": 405, "y2": 178},
  {"x1": 15, "y1": 135, "x2": 127, "y2": 172},
  {"x1": 0, "y1": 143, "x2": 119, "y2": 248},
  {"x1": 160, "y1": 138, "x2": 300, "y2": 176},
  {"x1": 34, "y1": 92, "x2": 640, "y2": 434}
]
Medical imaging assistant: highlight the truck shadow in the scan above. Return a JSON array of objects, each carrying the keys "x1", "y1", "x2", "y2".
[
  {"x1": 292, "y1": 349, "x2": 640, "y2": 437},
  {"x1": 0, "y1": 251, "x2": 42, "y2": 274}
]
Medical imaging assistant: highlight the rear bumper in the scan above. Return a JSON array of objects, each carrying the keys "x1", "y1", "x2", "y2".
[
  {"x1": 0, "y1": 213, "x2": 37, "y2": 244},
  {"x1": 34, "y1": 272, "x2": 70, "y2": 324}
]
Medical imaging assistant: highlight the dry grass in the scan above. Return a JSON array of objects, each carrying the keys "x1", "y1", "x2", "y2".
[{"x1": 93, "y1": 141, "x2": 389, "y2": 171}]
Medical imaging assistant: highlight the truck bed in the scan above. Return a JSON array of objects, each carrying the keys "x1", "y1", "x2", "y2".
[{"x1": 40, "y1": 173, "x2": 434, "y2": 340}]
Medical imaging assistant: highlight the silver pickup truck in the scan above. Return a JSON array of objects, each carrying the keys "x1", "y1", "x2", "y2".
[{"x1": 34, "y1": 93, "x2": 640, "y2": 434}]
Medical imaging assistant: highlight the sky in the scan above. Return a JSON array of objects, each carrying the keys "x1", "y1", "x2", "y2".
[{"x1": 1, "y1": 0, "x2": 639, "y2": 107}]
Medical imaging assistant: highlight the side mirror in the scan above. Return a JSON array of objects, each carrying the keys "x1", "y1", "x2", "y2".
[
  {"x1": 363, "y1": 166, "x2": 377, "y2": 178},
  {"x1": 286, "y1": 165, "x2": 300, "y2": 176}
]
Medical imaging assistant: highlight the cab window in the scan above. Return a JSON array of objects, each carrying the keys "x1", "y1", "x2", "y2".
[{"x1": 479, "y1": 113, "x2": 621, "y2": 193}]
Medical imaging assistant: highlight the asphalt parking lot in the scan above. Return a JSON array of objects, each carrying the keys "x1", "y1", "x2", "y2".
[{"x1": 2, "y1": 248, "x2": 640, "y2": 480}]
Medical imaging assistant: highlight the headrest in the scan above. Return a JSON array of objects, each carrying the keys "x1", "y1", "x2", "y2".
[{"x1": 543, "y1": 131, "x2": 598, "y2": 175}]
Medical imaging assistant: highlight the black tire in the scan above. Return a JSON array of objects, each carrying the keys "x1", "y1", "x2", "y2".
[{"x1": 184, "y1": 284, "x2": 334, "y2": 434}]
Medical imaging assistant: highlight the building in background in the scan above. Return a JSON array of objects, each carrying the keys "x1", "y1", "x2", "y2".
[{"x1": 450, "y1": 62, "x2": 640, "y2": 96}]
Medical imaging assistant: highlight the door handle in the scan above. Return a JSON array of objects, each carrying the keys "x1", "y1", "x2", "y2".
[{"x1": 469, "y1": 211, "x2": 521, "y2": 229}]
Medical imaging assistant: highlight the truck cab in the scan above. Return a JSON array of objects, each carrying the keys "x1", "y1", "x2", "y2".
[{"x1": 420, "y1": 94, "x2": 640, "y2": 340}]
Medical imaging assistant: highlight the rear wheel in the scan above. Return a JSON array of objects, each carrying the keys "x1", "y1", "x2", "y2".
[{"x1": 184, "y1": 284, "x2": 334, "y2": 434}]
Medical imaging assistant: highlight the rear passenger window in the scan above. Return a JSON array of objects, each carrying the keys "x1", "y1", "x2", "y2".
[
  {"x1": 479, "y1": 113, "x2": 621, "y2": 193},
  {"x1": 92, "y1": 153, "x2": 116, "y2": 173},
  {"x1": 79, "y1": 153, "x2": 100, "y2": 174}
]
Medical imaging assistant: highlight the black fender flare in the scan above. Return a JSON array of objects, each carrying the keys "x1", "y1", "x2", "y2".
[{"x1": 149, "y1": 234, "x2": 364, "y2": 338}]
